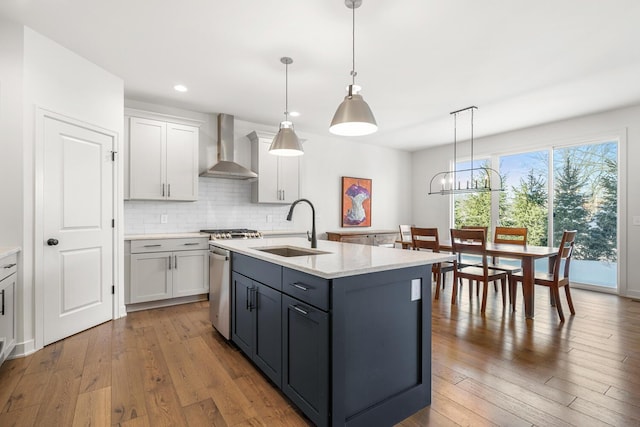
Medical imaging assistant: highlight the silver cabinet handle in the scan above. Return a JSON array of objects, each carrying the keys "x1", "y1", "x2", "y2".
[
  {"x1": 292, "y1": 305, "x2": 308, "y2": 315},
  {"x1": 143, "y1": 244, "x2": 162, "y2": 248},
  {"x1": 168, "y1": 184, "x2": 171, "y2": 198},
  {"x1": 3, "y1": 263, "x2": 16, "y2": 269},
  {"x1": 290, "y1": 282, "x2": 308, "y2": 291},
  {"x1": 282, "y1": 190, "x2": 285, "y2": 200},
  {"x1": 1, "y1": 289, "x2": 4, "y2": 316},
  {"x1": 168, "y1": 255, "x2": 172, "y2": 270},
  {"x1": 162, "y1": 183, "x2": 165, "y2": 197},
  {"x1": 174, "y1": 255, "x2": 177, "y2": 269},
  {"x1": 183, "y1": 242, "x2": 199, "y2": 246}
]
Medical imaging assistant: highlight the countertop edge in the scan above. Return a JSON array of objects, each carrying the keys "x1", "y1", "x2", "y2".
[
  {"x1": 125, "y1": 233, "x2": 210, "y2": 240},
  {"x1": 211, "y1": 238, "x2": 455, "y2": 279},
  {"x1": 0, "y1": 247, "x2": 21, "y2": 259}
]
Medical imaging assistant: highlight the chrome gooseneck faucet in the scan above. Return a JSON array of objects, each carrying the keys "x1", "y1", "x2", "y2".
[{"x1": 286, "y1": 198, "x2": 317, "y2": 248}]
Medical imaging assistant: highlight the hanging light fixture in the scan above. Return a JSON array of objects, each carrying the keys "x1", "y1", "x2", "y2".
[
  {"x1": 269, "y1": 57, "x2": 304, "y2": 156},
  {"x1": 428, "y1": 106, "x2": 504, "y2": 195},
  {"x1": 329, "y1": 0, "x2": 377, "y2": 136}
]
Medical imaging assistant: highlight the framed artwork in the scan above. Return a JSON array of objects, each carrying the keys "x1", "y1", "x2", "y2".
[{"x1": 341, "y1": 177, "x2": 372, "y2": 227}]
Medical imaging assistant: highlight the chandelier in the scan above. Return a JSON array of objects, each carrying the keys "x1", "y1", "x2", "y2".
[{"x1": 428, "y1": 106, "x2": 504, "y2": 195}]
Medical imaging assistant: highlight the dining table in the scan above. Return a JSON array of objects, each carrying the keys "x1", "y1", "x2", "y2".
[{"x1": 438, "y1": 241, "x2": 559, "y2": 319}]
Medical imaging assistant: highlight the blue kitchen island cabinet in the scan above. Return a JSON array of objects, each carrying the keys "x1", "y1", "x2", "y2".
[{"x1": 220, "y1": 237, "x2": 452, "y2": 427}]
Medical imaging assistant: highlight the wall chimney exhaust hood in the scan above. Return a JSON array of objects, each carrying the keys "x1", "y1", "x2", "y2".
[{"x1": 200, "y1": 114, "x2": 258, "y2": 179}]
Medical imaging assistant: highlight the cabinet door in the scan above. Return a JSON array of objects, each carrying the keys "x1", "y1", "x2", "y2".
[
  {"x1": 166, "y1": 123, "x2": 198, "y2": 201},
  {"x1": 129, "y1": 252, "x2": 172, "y2": 303},
  {"x1": 282, "y1": 295, "x2": 329, "y2": 427},
  {"x1": 231, "y1": 272, "x2": 254, "y2": 357},
  {"x1": 340, "y1": 235, "x2": 371, "y2": 245},
  {"x1": 278, "y1": 156, "x2": 299, "y2": 203},
  {"x1": 129, "y1": 117, "x2": 166, "y2": 200},
  {"x1": 172, "y1": 250, "x2": 208, "y2": 297},
  {"x1": 254, "y1": 284, "x2": 282, "y2": 387},
  {"x1": 0, "y1": 274, "x2": 16, "y2": 364},
  {"x1": 255, "y1": 138, "x2": 280, "y2": 203},
  {"x1": 374, "y1": 233, "x2": 398, "y2": 247}
]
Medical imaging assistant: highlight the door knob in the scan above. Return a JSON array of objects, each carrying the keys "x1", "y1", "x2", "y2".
[{"x1": 47, "y1": 238, "x2": 59, "y2": 246}]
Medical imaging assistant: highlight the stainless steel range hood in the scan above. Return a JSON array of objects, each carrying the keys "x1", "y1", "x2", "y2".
[{"x1": 200, "y1": 114, "x2": 258, "y2": 179}]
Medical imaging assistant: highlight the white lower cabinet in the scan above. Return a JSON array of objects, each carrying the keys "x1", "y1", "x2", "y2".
[
  {"x1": 126, "y1": 238, "x2": 208, "y2": 305},
  {"x1": 0, "y1": 253, "x2": 17, "y2": 365}
]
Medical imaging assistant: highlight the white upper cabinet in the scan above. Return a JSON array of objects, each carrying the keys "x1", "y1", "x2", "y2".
[
  {"x1": 249, "y1": 131, "x2": 300, "y2": 204},
  {"x1": 126, "y1": 110, "x2": 200, "y2": 201}
]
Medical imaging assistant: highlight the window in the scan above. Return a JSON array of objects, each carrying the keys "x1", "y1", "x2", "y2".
[{"x1": 453, "y1": 140, "x2": 619, "y2": 290}]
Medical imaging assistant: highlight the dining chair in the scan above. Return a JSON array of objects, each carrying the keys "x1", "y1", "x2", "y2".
[
  {"x1": 398, "y1": 224, "x2": 413, "y2": 249},
  {"x1": 461, "y1": 225, "x2": 489, "y2": 240},
  {"x1": 512, "y1": 230, "x2": 577, "y2": 322},
  {"x1": 488, "y1": 227, "x2": 528, "y2": 309},
  {"x1": 450, "y1": 228, "x2": 508, "y2": 312},
  {"x1": 410, "y1": 227, "x2": 453, "y2": 299}
]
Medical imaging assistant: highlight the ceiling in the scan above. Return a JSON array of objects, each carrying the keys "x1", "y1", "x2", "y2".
[{"x1": 2, "y1": 0, "x2": 640, "y2": 151}]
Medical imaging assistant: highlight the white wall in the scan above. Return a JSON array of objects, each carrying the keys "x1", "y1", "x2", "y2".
[
  {"x1": 18, "y1": 27, "x2": 124, "y2": 354},
  {"x1": 123, "y1": 100, "x2": 414, "y2": 237},
  {"x1": 0, "y1": 18, "x2": 24, "y2": 248},
  {"x1": 412, "y1": 104, "x2": 640, "y2": 298}
]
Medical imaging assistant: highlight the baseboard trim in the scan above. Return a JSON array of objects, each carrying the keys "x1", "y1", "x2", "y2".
[
  {"x1": 9, "y1": 339, "x2": 38, "y2": 359},
  {"x1": 125, "y1": 294, "x2": 207, "y2": 313}
]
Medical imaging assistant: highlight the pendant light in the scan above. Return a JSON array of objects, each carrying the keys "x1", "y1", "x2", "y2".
[
  {"x1": 269, "y1": 57, "x2": 304, "y2": 156},
  {"x1": 428, "y1": 106, "x2": 504, "y2": 195},
  {"x1": 329, "y1": 0, "x2": 377, "y2": 136}
]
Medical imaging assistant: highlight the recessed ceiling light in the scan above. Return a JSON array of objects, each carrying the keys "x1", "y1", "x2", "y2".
[
  {"x1": 174, "y1": 84, "x2": 188, "y2": 92},
  {"x1": 289, "y1": 111, "x2": 300, "y2": 117}
]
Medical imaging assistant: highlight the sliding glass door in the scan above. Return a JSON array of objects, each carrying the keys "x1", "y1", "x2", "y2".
[
  {"x1": 552, "y1": 142, "x2": 618, "y2": 289},
  {"x1": 454, "y1": 140, "x2": 619, "y2": 291}
]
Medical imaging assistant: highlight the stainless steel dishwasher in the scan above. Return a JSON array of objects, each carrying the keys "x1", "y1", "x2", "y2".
[{"x1": 209, "y1": 245, "x2": 231, "y2": 339}]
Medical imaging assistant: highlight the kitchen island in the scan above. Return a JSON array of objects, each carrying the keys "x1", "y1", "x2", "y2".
[{"x1": 210, "y1": 237, "x2": 453, "y2": 427}]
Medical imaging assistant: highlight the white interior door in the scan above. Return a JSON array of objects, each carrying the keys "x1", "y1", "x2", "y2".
[{"x1": 42, "y1": 116, "x2": 114, "y2": 345}]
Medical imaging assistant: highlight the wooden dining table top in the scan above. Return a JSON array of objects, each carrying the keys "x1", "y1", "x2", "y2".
[{"x1": 438, "y1": 241, "x2": 558, "y2": 258}]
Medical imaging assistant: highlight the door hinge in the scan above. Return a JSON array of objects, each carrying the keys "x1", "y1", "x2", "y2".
[
  {"x1": 112, "y1": 219, "x2": 115, "y2": 228},
  {"x1": 111, "y1": 151, "x2": 118, "y2": 161},
  {"x1": 111, "y1": 285, "x2": 115, "y2": 294}
]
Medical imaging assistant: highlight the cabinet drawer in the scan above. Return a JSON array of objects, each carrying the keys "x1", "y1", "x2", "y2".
[
  {"x1": 232, "y1": 253, "x2": 282, "y2": 290},
  {"x1": 283, "y1": 268, "x2": 330, "y2": 311},
  {"x1": 0, "y1": 255, "x2": 17, "y2": 282},
  {"x1": 131, "y1": 238, "x2": 208, "y2": 253}
]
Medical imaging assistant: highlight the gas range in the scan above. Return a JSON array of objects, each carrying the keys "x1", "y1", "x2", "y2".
[{"x1": 201, "y1": 228, "x2": 262, "y2": 240}]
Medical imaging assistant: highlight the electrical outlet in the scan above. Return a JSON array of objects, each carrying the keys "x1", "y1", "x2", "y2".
[
  {"x1": 633, "y1": 216, "x2": 640, "y2": 226},
  {"x1": 160, "y1": 214, "x2": 168, "y2": 224}
]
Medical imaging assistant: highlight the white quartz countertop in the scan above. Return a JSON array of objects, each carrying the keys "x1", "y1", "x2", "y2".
[
  {"x1": 0, "y1": 247, "x2": 21, "y2": 259},
  {"x1": 210, "y1": 237, "x2": 454, "y2": 279},
  {"x1": 125, "y1": 232, "x2": 210, "y2": 240}
]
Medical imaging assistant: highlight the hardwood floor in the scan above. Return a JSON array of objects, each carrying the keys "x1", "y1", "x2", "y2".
[{"x1": 1, "y1": 281, "x2": 639, "y2": 426}]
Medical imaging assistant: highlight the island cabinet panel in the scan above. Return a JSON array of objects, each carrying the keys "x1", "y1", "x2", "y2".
[
  {"x1": 230, "y1": 249, "x2": 433, "y2": 427},
  {"x1": 232, "y1": 252, "x2": 282, "y2": 290},
  {"x1": 283, "y1": 268, "x2": 330, "y2": 311},
  {"x1": 231, "y1": 257, "x2": 283, "y2": 388},
  {"x1": 282, "y1": 294, "x2": 329, "y2": 427},
  {"x1": 332, "y1": 266, "x2": 432, "y2": 427}
]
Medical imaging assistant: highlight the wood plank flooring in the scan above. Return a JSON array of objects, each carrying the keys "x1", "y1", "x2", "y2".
[{"x1": 1, "y1": 280, "x2": 639, "y2": 426}]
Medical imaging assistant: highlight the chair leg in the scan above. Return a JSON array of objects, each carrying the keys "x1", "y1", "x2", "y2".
[
  {"x1": 481, "y1": 281, "x2": 488, "y2": 312},
  {"x1": 475, "y1": 280, "x2": 479, "y2": 297},
  {"x1": 451, "y1": 274, "x2": 458, "y2": 305},
  {"x1": 442, "y1": 271, "x2": 447, "y2": 288},
  {"x1": 510, "y1": 279, "x2": 517, "y2": 312},
  {"x1": 500, "y1": 278, "x2": 507, "y2": 307},
  {"x1": 434, "y1": 268, "x2": 441, "y2": 300},
  {"x1": 552, "y1": 287, "x2": 565, "y2": 322},
  {"x1": 564, "y1": 284, "x2": 576, "y2": 315},
  {"x1": 493, "y1": 281, "x2": 498, "y2": 292}
]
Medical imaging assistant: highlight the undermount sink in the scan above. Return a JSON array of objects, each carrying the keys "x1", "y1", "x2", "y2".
[{"x1": 254, "y1": 246, "x2": 332, "y2": 257}]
